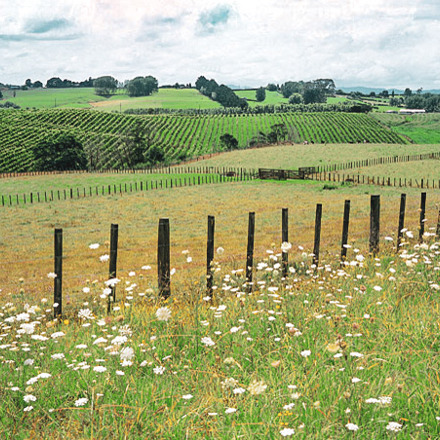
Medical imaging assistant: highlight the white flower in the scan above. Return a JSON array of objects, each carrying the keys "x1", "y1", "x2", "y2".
[
  {"x1": 281, "y1": 242, "x2": 292, "y2": 253},
  {"x1": 248, "y1": 380, "x2": 267, "y2": 395},
  {"x1": 23, "y1": 394, "x2": 37, "y2": 403},
  {"x1": 283, "y1": 403, "x2": 295, "y2": 410},
  {"x1": 182, "y1": 394, "x2": 193, "y2": 400},
  {"x1": 351, "y1": 377, "x2": 362, "y2": 383},
  {"x1": 386, "y1": 422, "x2": 402, "y2": 432},
  {"x1": 153, "y1": 365, "x2": 166, "y2": 375},
  {"x1": 345, "y1": 423, "x2": 359, "y2": 431},
  {"x1": 156, "y1": 307, "x2": 171, "y2": 322},
  {"x1": 120, "y1": 347, "x2": 135, "y2": 361},
  {"x1": 233, "y1": 387, "x2": 246, "y2": 395},
  {"x1": 99, "y1": 254, "x2": 110, "y2": 262},
  {"x1": 50, "y1": 331, "x2": 65, "y2": 339},
  {"x1": 78, "y1": 308, "x2": 94, "y2": 320},
  {"x1": 280, "y1": 428, "x2": 295, "y2": 436},
  {"x1": 350, "y1": 352, "x2": 363, "y2": 358},
  {"x1": 225, "y1": 407, "x2": 237, "y2": 414},
  {"x1": 93, "y1": 366, "x2": 107, "y2": 373},
  {"x1": 216, "y1": 247, "x2": 224, "y2": 255},
  {"x1": 300, "y1": 350, "x2": 311, "y2": 358},
  {"x1": 23, "y1": 406, "x2": 34, "y2": 412},
  {"x1": 74, "y1": 397, "x2": 88, "y2": 407},
  {"x1": 186, "y1": 257, "x2": 192, "y2": 263},
  {"x1": 201, "y1": 337, "x2": 215, "y2": 347},
  {"x1": 89, "y1": 243, "x2": 100, "y2": 249},
  {"x1": 47, "y1": 272, "x2": 57, "y2": 279}
]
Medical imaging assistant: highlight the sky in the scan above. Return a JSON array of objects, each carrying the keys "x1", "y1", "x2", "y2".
[{"x1": 1, "y1": 0, "x2": 439, "y2": 90}]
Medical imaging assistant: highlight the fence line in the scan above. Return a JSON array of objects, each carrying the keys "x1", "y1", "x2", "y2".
[
  {"x1": 311, "y1": 171, "x2": 440, "y2": 190},
  {"x1": 318, "y1": 151, "x2": 440, "y2": 173},
  {"x1": 1, "y1": 167, "x2": 257, "y2": 208},
  {"x1": 35, "y1": 192, "x2": 439, "y2": 317}
]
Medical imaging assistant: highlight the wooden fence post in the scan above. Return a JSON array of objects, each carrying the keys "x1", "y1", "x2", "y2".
[
  {"x1": 246, "y1": 212, "x2": 255, "y2": 291},
  {"x1": 340, "y1": 200, "x2": 350, "y2": 262},
  {"x1": 369, "y1": 195, "x2": 380, "y2": 254},
  {"x1": 282, "y1": 208, "x2": 289, "y2": 277},
  {"x1": 436, "y1": 208, "x2": 440, "y2": 238},
  {"x1": 157, "y1": 218, "x2": 171, "y2": 298},
  {"x1": 396, "y1": 194, "x2": 406, "y2": 251},
  {"x1": 313, "y1": 204, "x2": 322, "y2": 266},
  {"x1": 419, "y1": 192, "x2": 426, "y2": 242},
  {"x1": 54, "y1": 229, "x2": 63, "y2": 319},
  {"x1": 207, "y1": 216, "x2": 215, "y2": 295},
  {"x1": 108, "y1": 224, "x2": 119, "y2": 313}
]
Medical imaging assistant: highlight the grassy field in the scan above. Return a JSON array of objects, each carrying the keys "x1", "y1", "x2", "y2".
[
  {"x1": 1, "y1": 177, "x2": 440, "y2": 438},
  {"x1": 0, "y1": 88, "x2": 220, "y2": 111},
  {"x1": 373, "y1": 113, "x2": 440, "y2": 144},
  {"x1": 182, "y1": 143, "x2": 440, "y2": 170},
  {"x1": 234, "y1": 90, "x2": 289, "y2": 107},
  {"x1": 333, "y1": 159, "x2": 440, "y2": 181}
]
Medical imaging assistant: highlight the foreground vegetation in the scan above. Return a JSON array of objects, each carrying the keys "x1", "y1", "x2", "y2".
[{"x1": 1, "y1": 222, "x2": 439, "y2": 438}]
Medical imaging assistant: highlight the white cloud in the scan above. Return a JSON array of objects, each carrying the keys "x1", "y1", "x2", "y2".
[{"x1": 0, "y1": 0, "x2": 438, "y2": 89}]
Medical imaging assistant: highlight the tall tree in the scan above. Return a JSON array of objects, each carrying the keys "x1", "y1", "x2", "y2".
[
  {"x1": 126, "y1": 76, "x2": 158, "y2": 97},
  {"x1": 94, "y1": 76, "x2": 118, "y2": 96},
  {"x1": 256, "y1": 87, "x2": 266, "y2": 102}
]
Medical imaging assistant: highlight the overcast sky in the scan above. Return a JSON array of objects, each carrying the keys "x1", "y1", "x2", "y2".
[{"x1": 1, "y1": 0, "x2": 439, "y2": 89}]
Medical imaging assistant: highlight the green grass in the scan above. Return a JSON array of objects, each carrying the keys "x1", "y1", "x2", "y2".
[
  {"x1": 235, "y1": 90, "x2": 288, "y2": 107},
  {"x1": 183, "y1": 143, "x2": 440, "y2": 170},
  {"x1": 0, "y1": 88, "x2": 220, "y2": 111},
  {"x1": 373, "y1": 113, "x2": 440, "y2": 144},
  {"x1": 0, "y1": 180, "x2": 439, "y2": 438}
]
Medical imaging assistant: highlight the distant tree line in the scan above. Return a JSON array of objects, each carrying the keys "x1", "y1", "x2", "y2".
[
  {"x1": 279, "y1": 79, "x2": 336, "y2": 104},
  {"x1": 195, "y1": 76, "x2": 248, "y2": 108}
]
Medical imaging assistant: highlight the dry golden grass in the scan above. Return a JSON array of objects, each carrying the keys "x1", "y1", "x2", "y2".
[{"x1": 1, "y1": 179, "x2": 438, "y2": 312}]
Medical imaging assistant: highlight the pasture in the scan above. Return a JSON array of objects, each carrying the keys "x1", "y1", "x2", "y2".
[
  {"x1": 1, "y1": 173, "x2": 440, "y2": 438},
  {"x1": 1, "y1": 135, "x2": 440, "y2": 438},
  {"x1": 0, "y1": 88, "x2": 220, "y2": 111}
]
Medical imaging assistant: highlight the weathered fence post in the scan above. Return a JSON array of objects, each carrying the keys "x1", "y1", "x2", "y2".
[
  {"x1": 340, "y1": 200, "x2": 350, "y2": 262},
  {"x1": 282, "y1": 208, "x2": 289, "y2": 277},
  {"x1": 54, "y1": 229, "x2": 63, "y2": 319},
  {"x1": 108, "y1": 224, "x2": 119, "y2": 313},
  {"x1": 246, "y1": 212, "x2": 255, "y2": 291},
  {"x1": 207, "y1": 215, "x2": 215, "y2": 295},
  {"x1": 313, "y1": 204, "x2": 322, "y2": 266},
  {"x1": 419, "y1": 192, "x2": 426, "y2": 242},
  {"x1": 369, "y1": 195, "x2": 380, "y2": 254},
  {"x1": 436, "y1": 208, "x2": 440, "y2": 238},
  {"x1": 157, "y1": 218, "x2": 171, "y2": 298},
  {"x1": 396, "y1": 194, "x2": 406, "y2": 251}
]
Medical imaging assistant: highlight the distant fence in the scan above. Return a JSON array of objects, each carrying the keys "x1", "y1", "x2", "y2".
[
  {"x1": 319, "y1": 151, "x2": 440, "y2": 173},
  {"x1": 45, "y1": 192, "x2": 440, "y2": 318},
  {"x1": 311, "y1": 171, "x2": 440, "y2": 190},
  {"x1": 1, "y1": 167, "x2": 257, "y2": 207},
  {"x1": 258, "y1": 167, "x2": 317, "y2": 180}
]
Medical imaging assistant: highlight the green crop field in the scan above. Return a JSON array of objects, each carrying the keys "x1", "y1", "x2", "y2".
[
  {"x1": 373, "y1": 113, "x2": 440, "y2": 144},
  {"x1": 0, "y1": 88, "x2": 221, "y2": 112},
  {"x1": 0, "y1": 108, "x2": 409, "y2": 172}
]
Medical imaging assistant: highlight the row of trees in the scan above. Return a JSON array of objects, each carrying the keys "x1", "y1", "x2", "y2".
[{"x1": 195, "y1": 76, "x2": 248, "y2": 108}]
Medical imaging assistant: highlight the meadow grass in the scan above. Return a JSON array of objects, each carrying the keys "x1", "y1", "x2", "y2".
[
  {"x1": 180, "y1": 143, "x2": 440, "y2": 170},
  {"x1": 333, "y1": 159, "x2": 440, "y2": 181},
  {"x1": 0, "y1": 88, "x2": 221, "y2": 111},
  {"x1": 0, "y1": 171, "x2": 224, "y2": 199},
  {"x1": 0, "y1": 179, "x2": 438, "y2": 301},
  {"x1": 0, "y1": 221, "x2": 439, "y2": 438},
  {"x1": 234, "y1": 90, "x2": 289, "y2": 107}
]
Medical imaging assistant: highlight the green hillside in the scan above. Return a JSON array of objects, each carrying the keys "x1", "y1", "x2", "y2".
[
  {"x1": 0, "y1": 108, "x2": 409, "y2": 172},
  {"x1": 0, "y1": 87, "x2": 221, "y2": 111}
]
